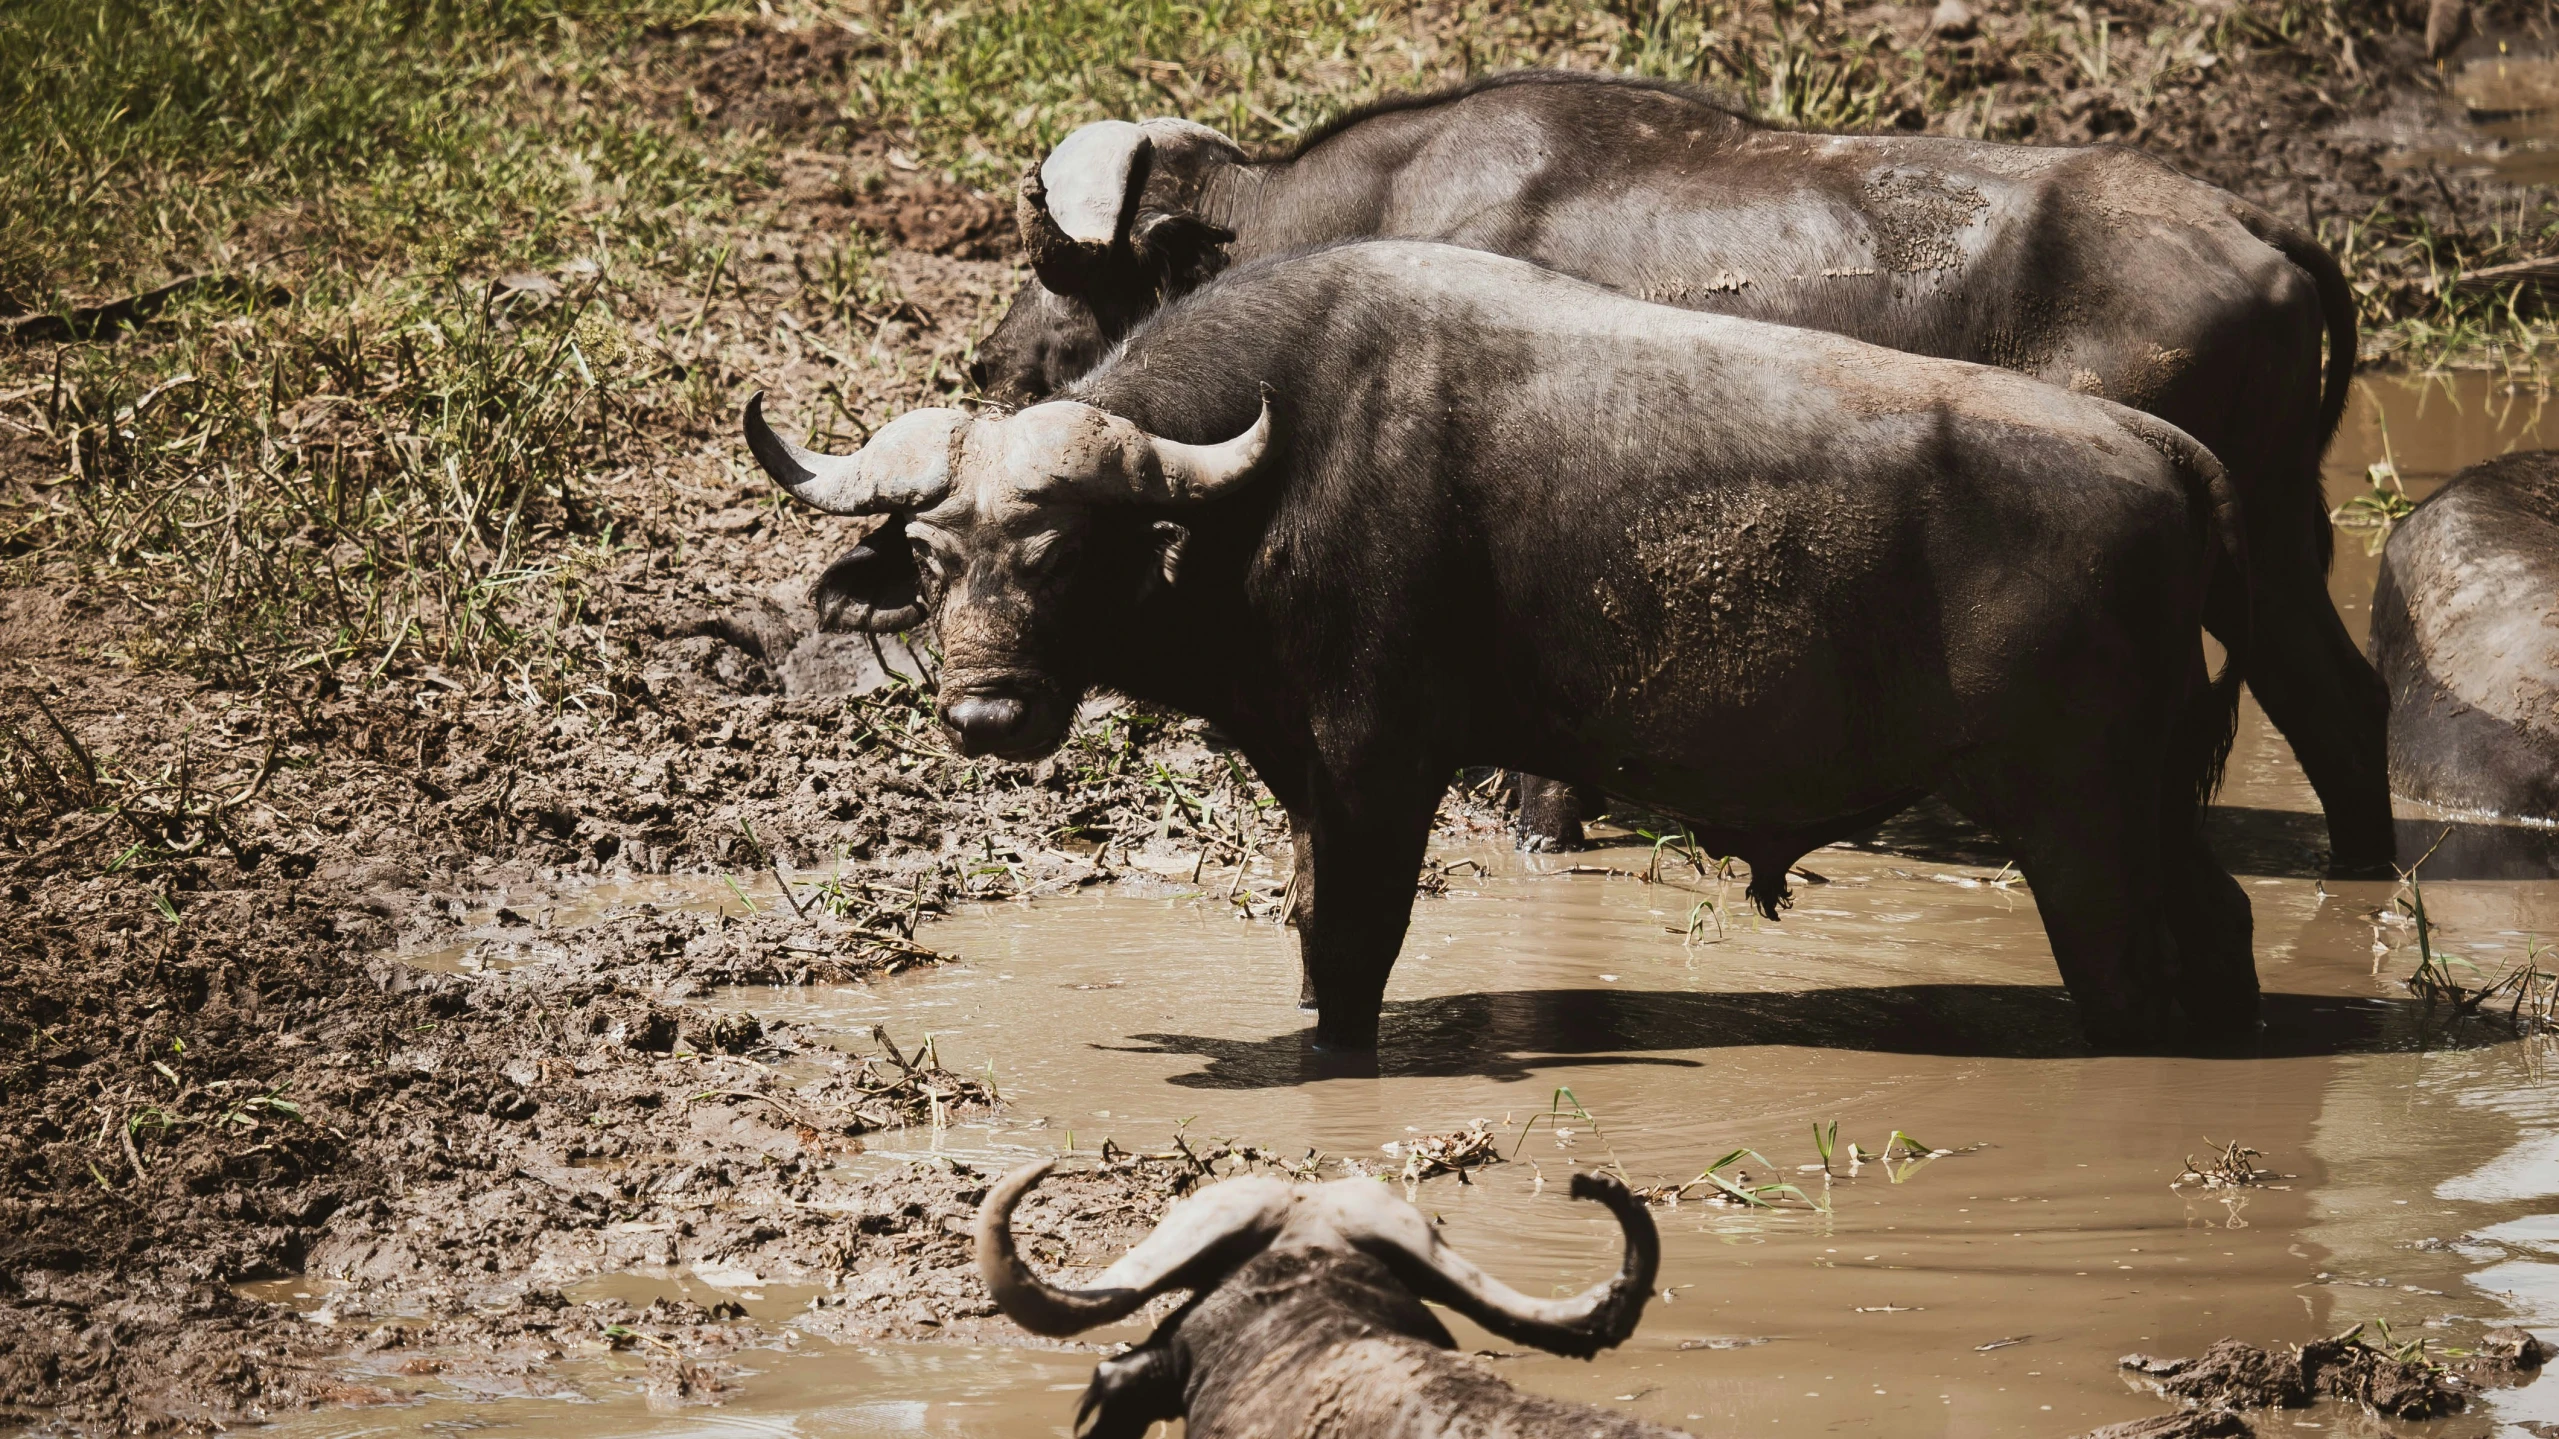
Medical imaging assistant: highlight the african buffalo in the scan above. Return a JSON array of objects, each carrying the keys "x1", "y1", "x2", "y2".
[
  {"x1": 971, "y1": 69, "x2": 2387, "y2": 872},
  {"x1": 976, "y1": 1158, "x2": 1680, "y2": 1439},
  {"x1": 749, "y1": 240, "x2": 2254, "y2": 1050},
  {"x1": 2369, "y1": 451, "x2": 2559, "y2": 820}
]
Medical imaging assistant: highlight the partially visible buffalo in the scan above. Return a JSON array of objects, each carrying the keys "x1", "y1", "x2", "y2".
[
  {"x1": 749, "y1": 240, "x2": 2253, "y2": 1050},
  {"x1": 973, "y1": 69, "x2": 2389, "y2": 872},
  {"x1": 2370, "y1": 452, "x2": 2559, "y2": 819},
  {"x1": 975, "y1": 1158, "x2": 1680, "y2": 1439}
]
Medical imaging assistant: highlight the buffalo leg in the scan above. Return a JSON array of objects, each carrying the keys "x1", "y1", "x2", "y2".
[
  {"x1": 1296, "y1": 779, "x2": 1442, "y2": 1050},
  {"x1": 2241, "y1": 545, "x2": 2397, "y2": 875},
  {"x1": 1516, "y1": 774, "x2": 1606, "y2": 851},
  {"x1": 1946, "y1": 749, "x2": 2183, "y2": 1050},
  {"x1": 2159, "y1": 830, "x2": 2258, "y2": 1043},
  {"x1": 1286, "y1": 810, "x2": 1319, "y2": 1009}
]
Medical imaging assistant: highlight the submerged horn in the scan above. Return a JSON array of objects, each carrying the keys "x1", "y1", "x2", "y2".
[
  {"x1": 1331, "y1": 1170, "x2": 1660, "y2": 1359},
  {"x1": 744, "y1": 393, "x2": 963, "y2": 515},
  {"x1": 1146, "y1": 391, "x2": 1271, "y2": 503},
  {"x1": 977, "y1": 1159, "x2": 1293, "y2": 1337}
]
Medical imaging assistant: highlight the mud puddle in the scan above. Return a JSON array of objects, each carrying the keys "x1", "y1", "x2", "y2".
[{"x1": 257, "y1": 372, "x2": 2559, "y2": 1439}]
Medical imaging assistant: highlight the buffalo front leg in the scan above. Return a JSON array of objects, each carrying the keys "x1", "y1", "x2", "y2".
[
  {"x1": 2239, "y1": 532, "x2": 2397, "y2": 875},
  {"x1": 1285, "y1": 808, "x2": 1320, "y2": 1010},
  {"x1": 1295, "y1": 781, "x2": 1442, "y2": 1051}
]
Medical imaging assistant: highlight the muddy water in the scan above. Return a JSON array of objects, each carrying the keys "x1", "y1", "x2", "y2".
[
  {"x1": 280, "y1": 374, "x2": 2559, "y2": 1439},
  {"x1": 2423, "y1": 52, "x2": 2559, "y2": 184}
]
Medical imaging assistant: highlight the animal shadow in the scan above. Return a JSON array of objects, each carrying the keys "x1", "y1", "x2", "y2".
[
  {"x1": 1840, "y1": 794, "x2": 2559, "y2": 882},
  {"x1": 1114, "y1": 983, "x2": 2503, "y2": 1090}
]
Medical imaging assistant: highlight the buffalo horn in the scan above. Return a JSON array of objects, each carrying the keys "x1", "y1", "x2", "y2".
[
  {"x1": 976, "y1": 1158, "x2": 1292, "y2": 1336},
  {"x1": 1145, "y1": 392, "x2": 1271, "y2": 503},
  {"x1": 743, "y1": 393, "x2": 961, "y2": 515},
  {"x1": 1039, "y1": 120, "x2": 1151, "y2": 245},
  {"x1": 1337, "y1": 1169, "x2": 1660, "y2": 1359}
]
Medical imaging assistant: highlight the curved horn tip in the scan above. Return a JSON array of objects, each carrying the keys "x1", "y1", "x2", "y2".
[
  {"x1": 1566, "y1": 1170, "x2": 1660, "y2": 1355},
  {"x1": 982, "y1": 1157, "x2": 1062, "y2": 1219},
  {"x1": 1569, "y1": 1171, "x2": 1629, "y2": 1203},
  {"x1": 741, "y1": 389, "x2": 808, "y2": 485},
  {"x1": 1148, "y1": 391, "x2": 1272, "y2": 503}
]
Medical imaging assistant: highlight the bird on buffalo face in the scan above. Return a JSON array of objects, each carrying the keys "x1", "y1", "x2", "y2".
[{"x1": 976, "y1": 1158, "x2": 1688, "y2": 1439}]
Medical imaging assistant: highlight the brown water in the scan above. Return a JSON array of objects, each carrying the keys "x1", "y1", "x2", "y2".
[
  {"x1": 281, "y1": 373, "x2": 2559, "y2": 1439},
  {"x1": 2423, "y1": 52, "x2": 2559, "y2": 184}
]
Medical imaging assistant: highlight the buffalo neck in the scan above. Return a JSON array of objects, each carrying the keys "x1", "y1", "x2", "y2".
[{"x1": 1080, "y1": 503, "x2": 1280, "y2": 743}]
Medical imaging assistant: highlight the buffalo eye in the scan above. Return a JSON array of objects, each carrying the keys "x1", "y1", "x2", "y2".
[
  {"x1": 1018, "y1": 529, "x2": 1081, "y2": 578},
  {"x1": 910, "y1": 534, "x2": 951, "y2": 594}
]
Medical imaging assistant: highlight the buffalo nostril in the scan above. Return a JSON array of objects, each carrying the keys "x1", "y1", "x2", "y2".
[{"x1": 966, "y1": 357, "x2": 990, "y2": 391}]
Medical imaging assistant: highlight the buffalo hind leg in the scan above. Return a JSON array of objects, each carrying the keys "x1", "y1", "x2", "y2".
[
  {"x1": 1945, "y1": 752, "x2": 2183, "y2": 1051},
  {"x1": 1297, "y1": 777, "x2": 1444, "y2": 1050},
  {"x1": 2242, "y1": 538, "x2": 2397, "y2": 875},
  {"x1": 2160, "y1": 828, "x2": 2258, "y2": 1043},
  {"x1": 1285, "y1": 809, "x2": 1319, "y2": 1010}
]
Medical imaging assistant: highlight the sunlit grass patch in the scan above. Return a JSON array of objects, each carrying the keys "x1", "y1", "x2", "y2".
[{"x1": 11, "y1": 278, "x2": 642, "y2": 691}]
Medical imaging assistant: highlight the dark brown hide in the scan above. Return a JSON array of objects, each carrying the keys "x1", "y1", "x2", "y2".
[
  {"x1": 756, "y1": 242, "x2": 2257, "y2": 1051},
  {"x1": 2370, "y1": 451, "x2": 2559, "y2": 820}
]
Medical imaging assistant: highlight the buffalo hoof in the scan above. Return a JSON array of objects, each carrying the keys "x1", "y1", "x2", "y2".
[{"x1": 1516, "y1": 775, "x2": 1603, "y2": 852}]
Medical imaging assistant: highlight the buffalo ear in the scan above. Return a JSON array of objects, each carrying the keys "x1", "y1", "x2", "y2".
[
  {"x1": 813, "y1": 531, "x2": 926, "y2": 633},
  {"x1": 1129, "y1": 210, "x2": 1235, "y2": 292},
  {"x1": 1146, "y1": 521, "x2": 1189, "y2": 593}
]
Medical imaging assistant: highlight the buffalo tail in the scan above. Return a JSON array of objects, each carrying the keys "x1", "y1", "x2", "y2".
[
  {"x1": 2176, "y1": 432, "x2": 2251, "y2": 815},
  {"x1": 2237, "y1": 205, "x2": 2359, "y2": 574}
]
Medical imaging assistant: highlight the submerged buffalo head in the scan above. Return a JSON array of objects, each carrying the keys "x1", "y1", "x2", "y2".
[
  {"x1": 743, "y1": 392, "x2": 1270, "y2": 760},
  {"x1": 971, "y1": 117, "x2": 1244, "y2": 405}
]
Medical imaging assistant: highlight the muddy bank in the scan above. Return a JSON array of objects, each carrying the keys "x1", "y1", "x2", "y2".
[{"x1": 0, "y1": 648, "x2": 1306, "y2": 1429}]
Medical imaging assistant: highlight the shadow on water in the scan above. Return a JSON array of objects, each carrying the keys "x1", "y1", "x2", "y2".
[
  {"x1": 1808, "y1": 795, "x2": 2559, "y2": 882},
  {"x1": 2205, "y1": 809, "x2": 2559, "y2": 881},
  {"x1": 1112, "y1": 985, "x2": 2512, "y2": 1089}
]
